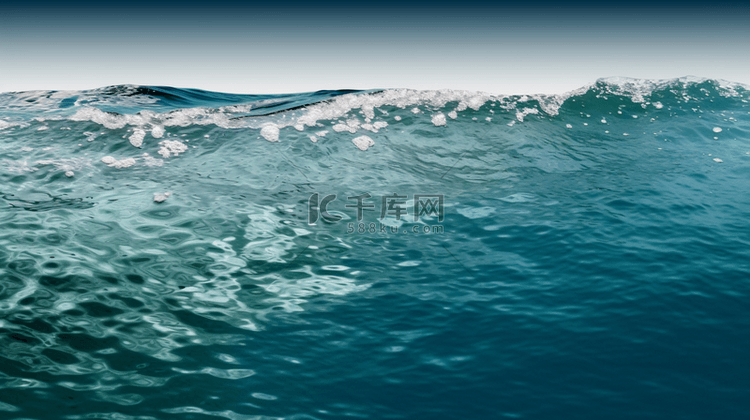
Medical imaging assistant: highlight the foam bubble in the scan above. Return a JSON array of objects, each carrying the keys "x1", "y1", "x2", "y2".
[
  {"x1": 332, "y1": 119, "x2": 360, "y2": 133},
  {"x1": 260, "y1": 124, "x2": 280, "y2": 142},
  {"x1": 713, "y1": 127, "x2": 723, "y2": 133},
  {"x1": 71, "y1": 107, "x2": 137, "y2": 129},
  {"x1": 431, "y1": 113, "x2": 447, "y2": 126},
  {"x1": 352, "y1": 135, "x2": 374, "y2": 151},
  {"x1": 713, "y1": 158, "x2": 723, "y2": 163},
  {"x1": 113, "y1": 158, "x2": 136, "y2": 168},
  {"x1": 151, "y1": 125, "x2": 165, "y2": 138},
  {"x1": 516, "y1": 108, "x2": 539, "y2": 122},
  {"x1": 64, "y1": 171, "x2": 74, "y2": 177},
  {"x1": 158, "y1": 140, "x2": 188, "y2": 158},
  {"x1": 448, "y1": 111, "x2": 458, "y2": 119},
  {"x1": 102, "y1": 156, "x2": 136, "y2": 168},
  {"x1": 129, "y1": 129, "x2": 146, "y2": 148}
]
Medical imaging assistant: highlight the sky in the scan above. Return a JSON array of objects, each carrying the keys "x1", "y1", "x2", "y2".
[{"x1": 1, "y1": 1, "x2": 749, "y2": 95}]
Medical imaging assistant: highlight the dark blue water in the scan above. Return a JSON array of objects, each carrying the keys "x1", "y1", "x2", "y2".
[{"x1": 0, "y1": 77, "x2": 749, "y2": 419}]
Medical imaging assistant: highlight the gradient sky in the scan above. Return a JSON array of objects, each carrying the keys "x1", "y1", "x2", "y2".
[{"x1": 1, "y1": 1, "x2": 748, "y2": 94}]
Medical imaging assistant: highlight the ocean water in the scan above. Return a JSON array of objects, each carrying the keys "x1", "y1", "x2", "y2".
[{"x1": 0, "y1": 77, "x2": 749, "y2": 419}]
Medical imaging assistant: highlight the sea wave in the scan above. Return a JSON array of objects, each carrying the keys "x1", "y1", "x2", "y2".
[{"x1": 1, "y1": 77, "x2": 749, "y2": 419}]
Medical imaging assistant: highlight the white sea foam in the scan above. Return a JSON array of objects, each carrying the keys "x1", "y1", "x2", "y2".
[
  {"x1": 360, "y1": 121, "x2": 388, "y2": 132},
  {"x1": 352, "y1": 135, "x2": 374, "y2": 151},
  {"x1": 596, "y1": 76, "x2": 746, "y2": 105},
  {"x1": 71, "y1": 107, "x2": 139, "y2": 129},
  {"x1": 15, "y1": 78, "x2": 744, "y2": 160},
  {"x1": 515, "y1": 108, "x2": 539, "y2": 122},
  {"x1": 151, "y1": 125, "x2": 165, "y2": 138},
  {"x1": 129, "y1": 129, "x2": 146, "y2": 147},
  {"x1": 113, "y1": 158, "x2": 136, "y2": 168},
  {"x1": 309, "y1": 129, "x2": 330, "y2": 142},
  {"x1": 260, "y1": 124, "x2": 280, "y2": 142},
  {"x1": 332, "y1": 119, "x2": 360, "y2": 133},
  {"x1": 64, "y1": 89, "x2": 492, "y2": 144},
  {"x1": 431, "y1": 113, "x2": 447, "y2": 126},
  {"x1": 13, "y1": 77, "x2": 744, "y2": 141},
  {"x1": 713, "y1": 127, "x2": 722, "y2": 133},
  {"x1": 158, "y1": 140, "x2": 188, "y2": 158},
  {"x1": 102, "y1": 156, "x2": 136, "y2": 168}
]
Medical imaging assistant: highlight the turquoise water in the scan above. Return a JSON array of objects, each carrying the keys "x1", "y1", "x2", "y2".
[{"x1": 1, "y1": 78, "x2": 749, "y2": 419}]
